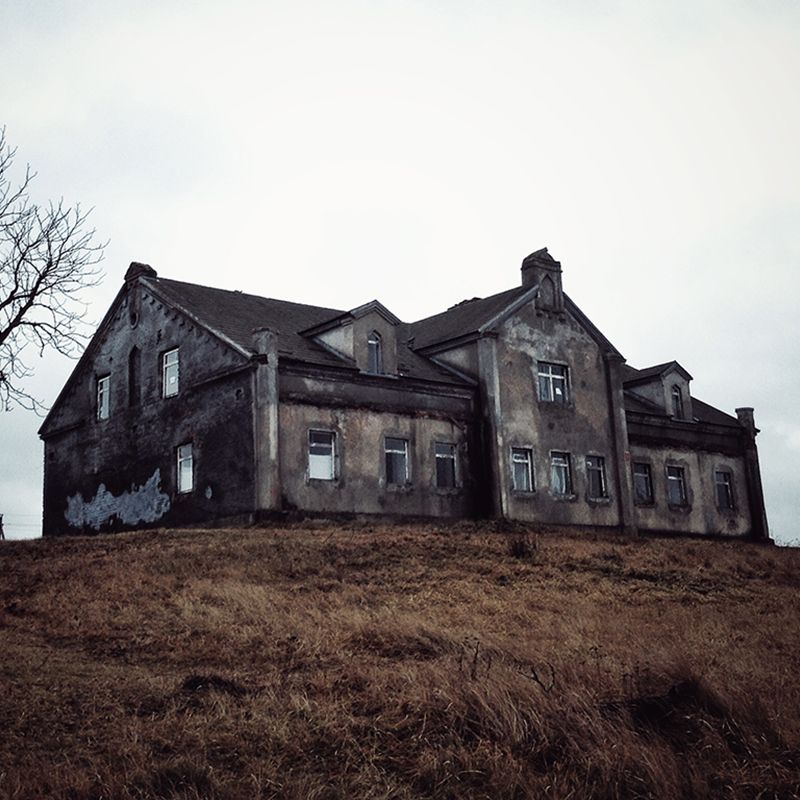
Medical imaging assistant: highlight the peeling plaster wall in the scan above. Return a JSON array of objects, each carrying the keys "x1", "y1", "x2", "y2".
[
  {"x1": 42, "y1": 281, "x2": 257, "y2": 535},
  {"x1": 492, "y1": 302, "x2": 622, "y2": 527}
]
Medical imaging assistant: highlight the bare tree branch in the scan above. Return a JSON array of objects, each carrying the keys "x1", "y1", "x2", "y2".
[{"x1": 0, "y1": 127, "x2": 105, "y2": 413}]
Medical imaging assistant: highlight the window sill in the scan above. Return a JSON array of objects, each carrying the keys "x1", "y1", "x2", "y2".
[
  {"x1": 551, "y1": 492, "x2": 578, "y2": 502},
  {"x1": 667, "y1": 503, "x2": 692, "y2": 513},
  {"x1": 384, "y1": 483, "x2": 414, "y2": 493},
  {"x1": 434, "y1": 486, "x2": 462, "y2": 496},
  {"x1": 586, "y1": 496, "x2": 612, "y2": 507}
]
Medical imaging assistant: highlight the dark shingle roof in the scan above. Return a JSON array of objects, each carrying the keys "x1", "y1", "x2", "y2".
[
  {"x1": 147, "y1": 277, "x2": 462, "y2": 384},
  {"x1": 624, "y1": 389, "x2": 741, "y2": 428},
  {"x1": 408, "y1": 286, "x2": 528, "y2": 350}
]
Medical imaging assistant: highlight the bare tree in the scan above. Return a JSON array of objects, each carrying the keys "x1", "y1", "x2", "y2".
[{"x1": 0, "y1": 128, "x2": 104, "y2": 412}]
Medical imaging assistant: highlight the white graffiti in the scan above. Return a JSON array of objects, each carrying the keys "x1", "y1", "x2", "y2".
[{"x1": 65, "y1": 469, "x2": 171, "y2": 530}]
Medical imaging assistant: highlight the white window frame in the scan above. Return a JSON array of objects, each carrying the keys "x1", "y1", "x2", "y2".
[
  {"x1": 96, "y1": 375, "x2": 110, "y2": 421},
  {"x1": 367, "y1": 331, "x2": 383, "y2": 375},
  {"x1": 550, "y1": 451, "x2": 573, "y2": 495},
  {"x1": 308, "y1": 430, "x2": 336, "y2": 481},
  {"x1": 538, "y1": 362, "x2": 569, "y2": 404},
  {"x1": 586, "y1": 455, "x2": 608, "y2": 499},
  {"x1": 666, "y1": 465, "x2": 687, "y2": 506},
  {"x1": 434, "y1": 442, "x2": 457, "y2": 489},
  {"x1": 632, "y1": 462, "x2": 654, "y2": 505},
  {"x1": 384, "y1": 436, "x2": 409, "y2": 485},
  {"x1": 177, "y1": 443, "x2": 193, "y2": 494},
  {"x1": 715, "y1": 470, "x2": 734, "y2": 510},
  {"x1": 162, "y1": 348, "x2": 180, "y2": 398},
  {"x1": 511, "y1": 447, "x2": 534, "y2": 492}
]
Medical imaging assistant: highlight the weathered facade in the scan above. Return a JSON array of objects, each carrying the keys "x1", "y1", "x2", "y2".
[{"x1": 39, "y1": 250, "x2": 770, "y2": 540}]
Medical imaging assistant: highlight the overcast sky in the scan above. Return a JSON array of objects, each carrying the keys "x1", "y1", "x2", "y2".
[{"x1": 1, "y1": 0, "x2": 798, "y2": 542}]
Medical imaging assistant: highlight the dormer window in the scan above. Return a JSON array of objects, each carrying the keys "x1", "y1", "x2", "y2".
[
  {"x1": 367, "y1": 332, "x2": 383, "y2": 375},
  {"x1": 671, "y1": 385, "x2": 684, "y2": 419}
]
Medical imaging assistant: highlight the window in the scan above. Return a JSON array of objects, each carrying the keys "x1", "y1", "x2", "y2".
[
  {"x1": 162, "y1": 348, "x2": 179, "y2": 397},
  {"x1": 715, "y1": 470, "x2": 734, "y2": 510},
  {"x1": 671, "y1": 385, "x2": 684, "y2": 420},
  {"x1": 435, "y1": 442, "x2": 457, "y2": 489},
  {"x1": 666, "y1": 465, "x2": 687, "y2": 506},
  {"x1": 538, "y1": 362, "x2": 568, "y2": 404},
  {"x1": 550, "y1": 451, "x2": 572, "y2": 495},
  {"x1": 96, "y1": 375, "x2": 110, "y2": 420},
  {"x1": 633, "y1": 462, "x2": 654, "y2": 505},
  {"x1": 384, "y1": 437, "x2": 408, "y2": 485},
  {"x1": 586, "y1": 455, "x2": 608, "y2": 499},
  {"x1": 511, "y1": 447, "x2": 534, "y2": 492},
  {"x1": 177, "y1": 443, "x2": 193, "y2": 493},
  {"x1": 308, "y1": 430, "x2": 336, "y2": 480},
  {"x1": 367, "y1": 332, "x2": 383, "y2": 375}
]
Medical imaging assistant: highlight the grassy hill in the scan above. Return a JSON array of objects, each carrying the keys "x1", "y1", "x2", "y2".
[{"x1": 1, "y1": 524, "x2": 799, "y2": 799}]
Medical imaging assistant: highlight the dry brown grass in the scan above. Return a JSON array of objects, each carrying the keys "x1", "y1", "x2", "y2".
[{"x1": 1, "y1": 523, "x2": 799, "y2": 799}]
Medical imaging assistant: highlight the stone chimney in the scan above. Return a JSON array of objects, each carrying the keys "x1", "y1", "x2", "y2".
[
  {"x1": 736, "y1": 407, "x2": 756, "y2": 434},
  {"x1": 521, "y1": 248, "x2": 563, "y2": 311}
]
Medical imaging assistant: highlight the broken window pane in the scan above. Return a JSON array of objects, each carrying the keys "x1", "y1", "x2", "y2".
[
  {"x1": 715, "y1": 470, "x2": 734, "y2": 509},
  {"x1": 435, "y1": 442, "x2": 457, "y2": 488},
  {"x1": 385, "y1": 437, "x2": 408, "y2": 484},
  {"x1": 666, "y1": 465, "x2": 687, "y2": 506},
  {"x1": 586, "y1": 455, "x2": 607, "y2": 499}
]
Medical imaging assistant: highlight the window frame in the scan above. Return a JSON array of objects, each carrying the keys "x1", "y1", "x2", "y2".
[
  {"x1": 176, "y1": 443, "x2": 194, "y2": 494},
  {"x1": 96, "y1": 374, "x2": 110, "y2": 421},
  {"x1": 537, "y1": 361, "x2": 569, "y2": 405},
  {"x1": 666, "y1": 465, "x2": 688, "y2": 507},
  {"x1": 308, "y1": 429, "x2": 336, "y2": 481},
  {"x1": 632, "y1": 462, "x2": 654, "y2": 506},
  {"x1": 162, "y1": 348, "x2": 180, "y2": 398},
  {"x1": 510, "y1": 446, "x2": 534, "y2": 493},
  {"x1": 384, "y1": 436, "x2": 409, "y2": 486},
  {"x1": 714, "y1": 469, "x2": 735, "y2": 510},
  {"x1": 671, "y1": 384, "x2": 684, "y2": 420},
  {"x1": 367, "y1": 331, "x2": 383, "y2": 375},
  {"x1": 550, "y1": 451, "x2": 573, "y2": 496},
  {"x1": 585, "y1": 455, "x2": 608, "y2": 500},
  {"x1": 434, "y1": 441, "x2": 458, "y2": 489}
]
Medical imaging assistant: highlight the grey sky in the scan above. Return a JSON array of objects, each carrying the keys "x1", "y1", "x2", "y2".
[{"x1": 1, "y1": 0, "x2": 798, "y2": 542}]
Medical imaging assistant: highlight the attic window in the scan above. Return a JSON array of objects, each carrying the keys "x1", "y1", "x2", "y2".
[
  {"x1": 671, "y1": 385, "x2": 684, "y2": 420},
  {"x1": 538, "y1": 362, "x2": 568, "y2": 404},
  {"x1": 367, "y1": 332, "x2": 383, "y2": 375}
]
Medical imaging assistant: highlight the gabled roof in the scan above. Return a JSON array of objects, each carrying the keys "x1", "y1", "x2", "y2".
[
  {"x1": 622, "y1": 361, "x2": 693, "y2": 385},
  {"x1": 407, "y1": 285, "x2": 623, "y2": 358},
  {"x1": 146, "y1": 277, "x2": 460, "y2": 384},
  {"x1": 299, "y1": 299, "x2": 401, "y2": 337},
  {"x1": 624, "y1": 389, "x2": 741, "y2": 428}
]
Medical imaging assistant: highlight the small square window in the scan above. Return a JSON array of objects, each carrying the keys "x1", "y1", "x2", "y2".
[
  {"x1": 435, "y1": 442, "x2": 457, "y2": 489},
  {"x1": 666, "y1": 465, "x2": 687, "y2": 506},
  {"x1": 96, "y1": 375, "x2": 110, "y2": 421},
  {"x1": 162, "y1": 349, "x2": 179, "y2": 398},
  {"x1": 586, "y1": 455, "x2": 608, "y2": 499},
  {"x1": 385, "y1": 437, "x2": 409, "y2": 485},
  {"x1": 177, "y1": 443, "x2": 193, "y2": 493},
  {"x1": 309, "y1": 430, "x2": 336, "y2": 480},
  {"x1": 511, "y1": 447, "x2": 533, "y2": 492},
  {"x1": 551, "y1": 451, "x2": 572, "y2": 495},
  {"x1": 633, "y1": 462, "x2": 654, "y2": 505},
  {"x1": 715, "y1": 470, "x2": 734, "y2": 510},
  {"x1": 538, "y1": 362, "x2": 569, "y2": 404}
]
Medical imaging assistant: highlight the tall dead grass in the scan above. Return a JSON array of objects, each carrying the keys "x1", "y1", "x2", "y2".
[{"x1": 1, "y1": 524, "x2": 799, "y2": 798}]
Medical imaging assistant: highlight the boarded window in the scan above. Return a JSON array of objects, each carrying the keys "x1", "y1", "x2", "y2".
[
  {"x1": 435, "y1": 442, "x2": 457, "y2": 488},
  {"x1": 309, "y1": 430, "x2": 336, "y2": 480},
  {"x1": 385, "y1": 437, "x2": 408, "y2": 485}
]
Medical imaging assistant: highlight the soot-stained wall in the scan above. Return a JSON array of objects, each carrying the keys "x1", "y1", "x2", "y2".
[{"x1": 42, "y1": 282, "x2": 257, "y2": 535}]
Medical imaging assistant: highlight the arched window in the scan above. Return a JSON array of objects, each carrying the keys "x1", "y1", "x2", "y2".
[
  {"x1": 367, "y1": 331, "x2": 383, "y2": 374},
  {"x1": 671, "y1": 385, "x2": 684, "y2": 419},
  {"x1": 128, "y1": 346, "x2": 141, "y2": 407},
  {"x1": 540, "y1": 275, "x2": 555, "y2": 308}
]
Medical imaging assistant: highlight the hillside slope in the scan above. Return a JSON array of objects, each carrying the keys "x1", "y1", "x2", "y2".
[{"x1": 1, "y1": 524, "x2": 799, "y2": 799}]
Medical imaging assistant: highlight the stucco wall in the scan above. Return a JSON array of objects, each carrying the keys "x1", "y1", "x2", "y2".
[
  {"x1": 42, "y1": 283, "x2": 256, "y2": 535},
  {"x1": 629, "y1": 444, "x2": 753, "y2": 536},
  {"x1": 279, "y1": 402, "x2": 474, "y2": 518},
  {"x1": 492, "y1": 303, "x2": 622, "y2": 527}
]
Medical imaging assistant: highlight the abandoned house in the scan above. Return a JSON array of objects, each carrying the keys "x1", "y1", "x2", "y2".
[{"x1": 38, "y1": 249, "x2": 770, "y2": 539}]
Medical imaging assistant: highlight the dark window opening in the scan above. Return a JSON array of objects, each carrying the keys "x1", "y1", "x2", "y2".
[
  {"x1": 586, "y1": 455, "x2": 608, "y2": 499},
  {"x1": 435, "y1": 442, "x2": 457, "y2": 488},
  {"x1": 633, "y1": 462, "x2": 654, "y2": 505}
]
